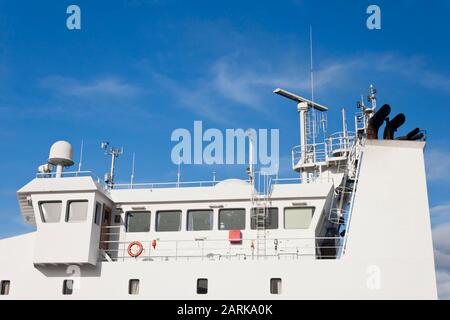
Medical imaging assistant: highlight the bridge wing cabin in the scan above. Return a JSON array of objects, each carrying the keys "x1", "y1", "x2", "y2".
[{"x1": 18, "y1": 175, "x2": 113, "y2": 266}]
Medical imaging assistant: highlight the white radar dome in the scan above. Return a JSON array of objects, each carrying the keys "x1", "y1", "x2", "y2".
[{"x1": 48, "y1": 141, "x2": 74, "y2": 167}]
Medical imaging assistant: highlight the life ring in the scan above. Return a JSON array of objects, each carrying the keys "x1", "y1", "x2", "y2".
[{"x1": 127, "y1": 241, "x2": 144, "y2": 257}]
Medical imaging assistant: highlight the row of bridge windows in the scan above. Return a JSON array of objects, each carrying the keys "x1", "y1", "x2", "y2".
[
  {"x1": 124, "y1": 207, "x2": 315, "y2": 232},
  {"x1": 38, "y1": 200, "x2": 315, "y2": 231}
]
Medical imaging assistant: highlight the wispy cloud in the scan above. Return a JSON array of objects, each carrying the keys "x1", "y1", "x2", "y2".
[
  {"x1": 39, "y1": 76, "x2": 139, "y2": 98},
  {"x1": 436, "y1": 270, "x2": 450, "y2": 300},
  {"x1": 431, "y1": 204, "x2": 450, "y2": 219},
  {"x1": 433, "y1": 223, "x2": 450, "y2": 299},
  {"x1": 425, "y1": 148, "x2": 450, "y2": 183},
  {"x1": 152, "y1": 49, "x2": 450, "y2": 124}
]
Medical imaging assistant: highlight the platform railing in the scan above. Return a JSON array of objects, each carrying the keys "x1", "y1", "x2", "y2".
[
  {"x1": 292, "y1": 132, "x2": 356, "y2": 168},
  {"x1": 98, "y1": 236, "x2": 344, "y2": 262},
  {"x1": 113, "y1": 180, "x2": 225, "y2": 190},
  {"x1": 36, "y1": 170, "x2": 102, "y2": 182}
]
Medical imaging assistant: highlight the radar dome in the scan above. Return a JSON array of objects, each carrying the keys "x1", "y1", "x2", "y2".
[{"x1": 48, "y1": 141, "x2": 74, "y2": 167}]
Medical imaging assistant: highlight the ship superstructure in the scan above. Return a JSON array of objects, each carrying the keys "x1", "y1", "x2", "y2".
[{"x1": 0, "y1": 86, "x2": 437, "y2": 299}]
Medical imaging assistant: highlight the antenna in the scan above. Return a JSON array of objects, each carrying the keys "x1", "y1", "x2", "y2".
[
  {"x1": 78, "y1": 139, "x2": 84, "y2": 173},
  {"x1": 246, "y1": 129, "x2": 255, "y2": 185},
  {"x1": 177, "y1": 155, "x2": 181, "y2": 188},
  {"x1": 130, "y1": 152, "x2": 136, "y2": 187},
  {"x1": 309, "y1": 25, "x2": 317, "y2": 147},
  {"x1": 368, "y1": 84, "x2": 377, "y2": 111},
  {"x1": 342, "y1": 108, "x2": 348, "y2": 138},
  {"x1": 101, "y1": 142, "x2": 123, "y2": 189}
]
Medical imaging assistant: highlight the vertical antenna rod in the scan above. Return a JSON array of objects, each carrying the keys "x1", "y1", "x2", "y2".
[
  {"x1": 130, "y1": 152, "x2": 136, "y2": 187},
  {"x1": 246, "y1": 129, "x2": 255, "y2": 186},
  {"x1": 78, "y1": 139, "x2": 84, "y2": 172},
  {"x1": 342, "y1": 108, "x2": 348, "y2": 138},
  {"x1": 177, "y1": 155, "x2": 181, "y2": 188},
  {"x1": 310, "y1": 25, "x2": 316, "y2": 147}
]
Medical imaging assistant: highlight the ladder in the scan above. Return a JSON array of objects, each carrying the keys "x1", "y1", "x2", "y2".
[
  {"x1": 328, "y1": 141, "x2": 360, "y2": 225},
  {"x1": 252, "y1": 173, "x2": 271, "y2": 259}
]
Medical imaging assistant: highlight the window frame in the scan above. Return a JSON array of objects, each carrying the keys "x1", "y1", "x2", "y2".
[
  {"x1": 283, "y1": 206, "x2": 315, "y2": 230},
  {"x1": 39, "y1": 200, "x2": 63, "y2": 223},
  {"x1": 250, "y1": 207, "x2": 279, "y2": 230},
  {"x1": 94, "y1": 202, "x2": 102, "y2": 226},
  {"x1": 129, "y1": 279, "x2": 140, "y2": 295},
  {"x1": 155, "y1": 210, "x2": 182, "y2": 232},
  {"x1": 218, "y1": 208, "x2": 246, "y2": 230},
  {"x1": 196, "y1": 278, "x2": 208, "y2": 294},
  {"x1": 270, "y1": 278, "x2": 282, "y2": 294},
  {"x1": 62, "y1": 279, "x2": 74, "y2": 295},
  {"x1": 0, "y1": 280, "x2": 10, "y2": 295},
  {"x1": 125, "y1": 211, "x2": 151, "y2": 233},
  {"x1": 186, "y1": 209, "x2": 214, "y2": 231},
  {"x1": 65, "y1": 200, "x2": 89, "y2": 223}
]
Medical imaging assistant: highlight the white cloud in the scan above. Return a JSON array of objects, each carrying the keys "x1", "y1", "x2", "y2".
[
  {"x1": 433, "y1": 223, "x2": 450, "y2": 299},
  {"x1": 425, "y1": 148, "x2": 450, "y2": 183},
  {"x1": 431, "y1": 204, "x2": 450, "y2": 219},
  {"x1": 39, "y1": 76, "x2": 139, "y2": 98},
  {"x1": 436, "y1": 270, "x2": 450, "y2": 300}
]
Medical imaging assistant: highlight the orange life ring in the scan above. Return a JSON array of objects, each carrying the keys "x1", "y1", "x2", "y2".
[{"x1": 127, "y1": 241, "x2": 144, "y2": 257}]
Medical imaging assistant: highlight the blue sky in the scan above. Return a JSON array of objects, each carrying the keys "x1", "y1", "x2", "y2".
[{"x1": 0, "y1": 0, "x2": 450, "y2": 297}]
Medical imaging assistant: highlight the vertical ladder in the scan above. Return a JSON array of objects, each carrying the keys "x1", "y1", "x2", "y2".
[{"x1": 252, "y1": 173, "x2": 271, "y2": 259}]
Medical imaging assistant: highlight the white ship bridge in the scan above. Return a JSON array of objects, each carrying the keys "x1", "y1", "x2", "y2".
[{"x1": 0, "y1": 86, "x2": 437, "y2": 299}]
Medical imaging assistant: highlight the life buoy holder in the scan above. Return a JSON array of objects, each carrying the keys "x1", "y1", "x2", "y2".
[{"x1": 127, "y1": 241, "x2": 144, "y2": 257}]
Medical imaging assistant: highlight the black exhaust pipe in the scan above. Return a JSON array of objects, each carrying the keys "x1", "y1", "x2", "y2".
[
  {"x1": 383, "y1": 113, "x2": 406, "y2": 140},
  {"x1": 409, "y1": 132, "x2": 424, "y2": 141},
  {"x1": 396, "y1": 127, "x2": 420, "y2": 140},
  {"x1": 367, "y1": 104, "x2": 391, "y2": 139}
]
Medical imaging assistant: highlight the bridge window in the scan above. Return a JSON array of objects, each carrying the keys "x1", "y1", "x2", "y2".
[
  {"x1": 197, "y1": 278, "x2": 208, "y2": 294},
  {"x1": 187, "y1": 210, "x2": 213, "y2": 231},
  {"x1": 284, "y1": 207, "x2": 315, "y2": 229},
  {"x1": 62, "y1": 280, "x2": 74, "y2": 295},
  {"x1": 218, "y1": 209, "x2": 245, "y2": 230},
  {"x1": 156, "y1": 210, "x2": 182, "y2": 232},
  {"x1": 94, "y1": 202, "x2": 102, "y2": 225},
  {"x1": 66, "y1": 200, "x2": 88, "y2": 222},
  {"x1": 126, "y1": 211, "x2": 151, "y2": 232},
  {"x1": 251, "y1": 208, "x2": 278, "y2": 229},
  {"x1": 39, "y1": 201, "x2": 62, "y2": 223},
  {"x1": 0, "y1": 280, "x2": 10, "y2": 295},
  {"x1": 129, "y1": 279, "x2": 140, "y2": 295}
]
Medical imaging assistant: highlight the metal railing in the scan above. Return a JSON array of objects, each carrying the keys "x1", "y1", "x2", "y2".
[
  {"x1": 36, "y1": 170, "x2": 102, "y2": 182},
  {"x1": 98, "y1": 236, "x2": 344, "y2": 262},
  {"x1": 292, "y1": 132, "x2": 355, "y2": 168},
  {"x1": 113, "y1": 180, "x2": 224, "y2": 190}
]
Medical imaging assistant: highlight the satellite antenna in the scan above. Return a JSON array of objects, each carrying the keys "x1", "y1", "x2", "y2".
[
  {"x1": 47, "y1": 141, "x2": 74, "y2": 178},
  {"x1": 101, "y1": 142, "x2": 123, "y2": 189}
]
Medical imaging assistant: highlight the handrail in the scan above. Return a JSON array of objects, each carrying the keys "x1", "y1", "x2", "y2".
[
  {"x1": 98, "y1": 236, "x2": 344, "y2": 262},
  {"x1": 36, "y1": 171, "x2": 102, "y2": 182},
  {"x1": 113, "y1": 180, "x2": 225, "y2": 190},
  {"x1": 292, "y1": 131, "x2": 356, "y2": 168}
]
